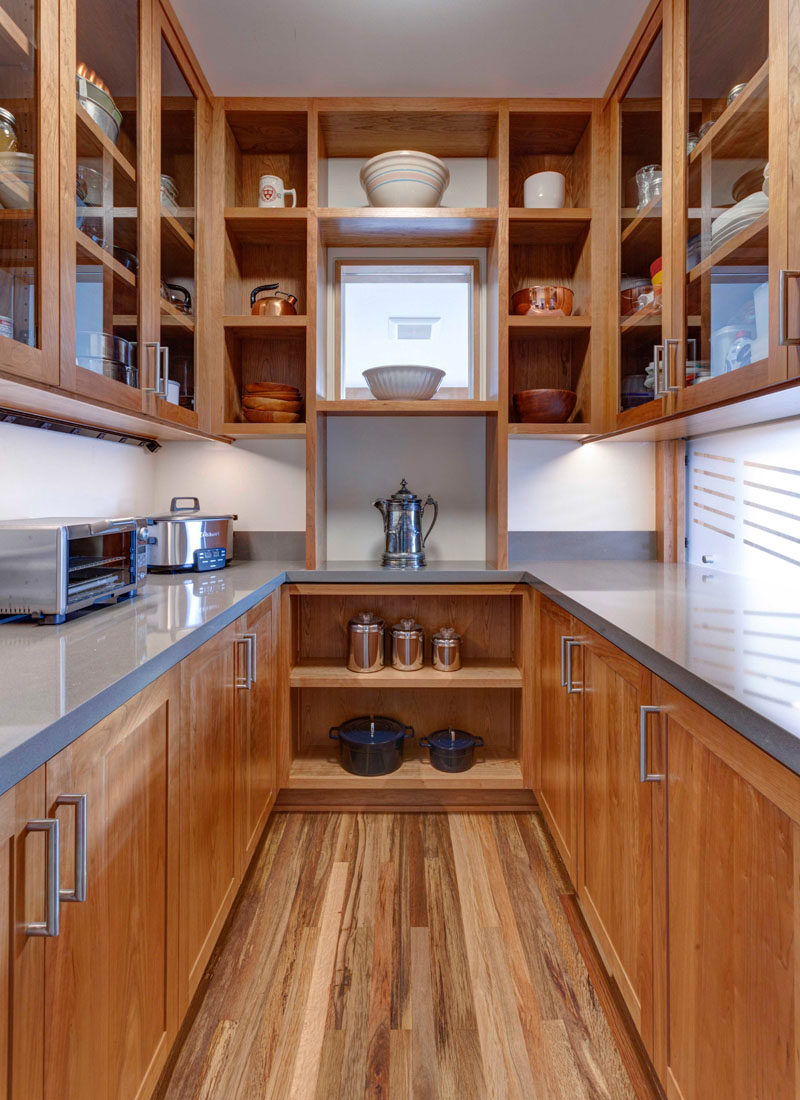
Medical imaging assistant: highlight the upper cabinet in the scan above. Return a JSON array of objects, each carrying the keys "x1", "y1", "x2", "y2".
[
  {"x1": 59, "y1": 0, "x2": 145, "y2": 412},
  {"x1": 0, "y1": 0, "x2": 59, "y2": 386}
]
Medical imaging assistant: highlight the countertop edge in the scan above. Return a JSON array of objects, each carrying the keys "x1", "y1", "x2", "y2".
[
  {"x1": 0, "y1": 570, "x2": 287, "y2": 796},
  {"x1": 527, "y1": 576, "x2": 800, "y2": 777}
]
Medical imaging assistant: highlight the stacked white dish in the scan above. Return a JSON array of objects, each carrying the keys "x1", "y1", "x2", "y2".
[
  {"x1": 362, "y1": 365, "x2": 445, "y2": 400},
  {"x1": 711, "y1": 191, "x2": 768, "y2": 253},
  {"x1": 0, "y1": 152, "x2": 33, "y2": 209},
  {"x1": 360, "y1": 150, "x2": 450, "y2": 208}
]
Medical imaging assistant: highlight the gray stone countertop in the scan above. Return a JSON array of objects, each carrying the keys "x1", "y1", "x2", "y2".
[{"x1": 3, "y1": 558, "x2": 800, "y2": 794}]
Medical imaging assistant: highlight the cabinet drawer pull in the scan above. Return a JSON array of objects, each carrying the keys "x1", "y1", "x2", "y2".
[
  {"x1": 25, "y1": 818, "x2": 60, "y2": 937},
  {"x1": 560, "y1": 634, "x2": 568, "y2": 687},
  {"x1": 665, "y1": 338, "x2": 680, "y2": 392},
  {"x1": 564, "y1": 637, "x2": 581, "y2": 694},
  {"x1": 235, "y1": 633, "x2": 256, "y2": 690},
  {"x1": 652, "y1": 343, "x2": 665, "y2": 397},
  {"x1": 55, "y1": 793, "x2": 87, "y2": 904},
  {"x1": 639, "y1": 706, "x2": 665, "y2": 782},
  {"x1": 779, "y1": 270, "x2": 800, "y2": 346}
]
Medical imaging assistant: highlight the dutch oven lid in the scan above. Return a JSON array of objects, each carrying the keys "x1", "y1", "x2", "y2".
[
  {"x1": 421, "y1": 727, "x2": 483, "y2": 751},
  {"x1": 331, "y1": 715, "x2": 412, "y2": 745},
  {"x1": 149, "y1": 496, "x2": 237, "y2": 523}
]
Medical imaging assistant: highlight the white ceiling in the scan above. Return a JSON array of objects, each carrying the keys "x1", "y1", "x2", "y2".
[{"x1": 171, "y1": 0, "x2": 650, "y2": 98}]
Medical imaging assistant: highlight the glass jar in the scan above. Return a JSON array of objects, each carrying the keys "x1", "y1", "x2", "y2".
[
  {"x1": 0, "y1": 109, "x2": 18, "y2": 152},
  {"x1": 634, "y1": 164, "x2": 662, "y2": 210}
]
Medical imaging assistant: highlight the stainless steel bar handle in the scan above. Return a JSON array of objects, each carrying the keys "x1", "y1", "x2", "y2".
[
  {"x1": 160, "y1": 345, "x2": 170, "y2": 396},
  {"x1": 25, "y1": 818, "x2": 60, "y2": 937},
  {"x1": 55, "y1": 793, "x2": 87, "y2": 904},
  {"x1": 779, "y1": 270, "x2": 800, "y2": 346},
  {"x1": 565, "y1": 638, "x2": 582, "y2": 694},
  {"x1": 664, "y1": 338, "x2": 680, "y2": 392},
  {"x1": 144, "y1": 341, "x2": 163, "y2": 395},
  {"x1": 234, "y1": 634, "x2": 256, "y2": 689},
  {"x1": 234, "y1": 637, "x2": 250, "y2": 689},
  {"x1": 639, "y1": 706, "x2": 665, "y2": 782},
  {"x1": 560, "y1": 634, "x2": 568, "y2": 687}
]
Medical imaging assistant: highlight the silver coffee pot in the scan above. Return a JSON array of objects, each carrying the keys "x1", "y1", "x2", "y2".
[{"x1": 374, "y1": 479, "x2": 438, "y2": 569}]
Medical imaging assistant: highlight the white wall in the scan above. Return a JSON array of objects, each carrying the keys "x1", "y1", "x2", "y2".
[
  {"x1": 508, "y1": 439, "x2": 655, "y2": 531},
  {"x1": 325, "y1": 417, "x2": 487, "y2": 561}
]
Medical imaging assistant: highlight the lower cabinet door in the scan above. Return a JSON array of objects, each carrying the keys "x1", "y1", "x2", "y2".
[
  {"x1": 43, "y1": 670, "x2": 179, "y2": 1100},
  {"x1": 578, "y1": 629, "x2": 657, "y2": 1054},
  {"x1": 534, "y1": 595, "x2": 580, "y2": 881},
  {"x1": 179, "y1": 623, "x2": 238, "y2": 1010},
  {"x1": 655, "y1": 679, "x2": 800, "y2": 1100},
  {"x1": 0, "y1": 769, "x2": 47, "y2": 1100},
  {"x1": 235, "y1": 591, "x2": 278, "y2": 875}
]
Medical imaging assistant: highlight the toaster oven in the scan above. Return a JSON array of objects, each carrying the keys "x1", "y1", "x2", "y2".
[{"x1": 0, "y1": 517, "x2": 141, "y2": 624}]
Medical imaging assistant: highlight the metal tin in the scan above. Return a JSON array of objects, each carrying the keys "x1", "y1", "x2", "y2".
[
  {"x1": 432, "y1": 626, "x2": 462, "y2": 672},
  {"x1": 391, "y1": 618, "x2": 424, "y2": 671},
  {"x1": 347, "y1": 611, "x2": 385, "y2": 673},
  {"x1": 726, "y1": 83, "x2": 747, "y2": 107}
]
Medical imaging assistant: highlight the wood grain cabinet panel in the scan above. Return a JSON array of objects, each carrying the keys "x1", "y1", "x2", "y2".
[
  {"x1": 235, "y1": 591, "x2": 278, "y2": 874},
  {"x1": 0, "y1": 769, "x2": 47, "y2": 1100},
  {"x1": 653, "y1": 679, "x2": 800, "y2": 1100},
  {"x1": 533, "y1": 593, "x2": 581, "y2": 881},
  {"x1": 42, "y1": 668, "x2": 179, "y2": 1100},
  {"x1": 178, "y1": 622, "x2": 238, "y2": 1010},
  {"x1": 577, "y1": 628, "x2": 655, "y2": 1054}
]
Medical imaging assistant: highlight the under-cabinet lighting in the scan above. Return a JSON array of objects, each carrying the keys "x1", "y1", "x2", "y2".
[{"x1": 0, "y1": 407, "x2": 161, "y2": 451}]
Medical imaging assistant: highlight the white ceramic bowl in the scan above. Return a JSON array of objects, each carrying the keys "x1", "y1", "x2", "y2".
[
  {"x1": 360, "y1": 150, "x2": 449, "y2": 208},
  {"x1": 362, "y1": 365, "x2": 446, "y2": 401}
]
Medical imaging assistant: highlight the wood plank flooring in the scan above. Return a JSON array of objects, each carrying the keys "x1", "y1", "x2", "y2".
[{"x1": 158, "y1": 813, "x2": 637, "y2": 1099}]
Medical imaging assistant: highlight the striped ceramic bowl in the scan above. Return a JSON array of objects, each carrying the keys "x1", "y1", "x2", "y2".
[{"x1": 360, "y1": 150, "x2": 450, "y2": 208}]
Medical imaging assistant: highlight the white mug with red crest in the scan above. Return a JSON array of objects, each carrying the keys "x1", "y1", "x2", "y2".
[{"x1": 258, "y1": 175, "x2": 297, "y2": 208}]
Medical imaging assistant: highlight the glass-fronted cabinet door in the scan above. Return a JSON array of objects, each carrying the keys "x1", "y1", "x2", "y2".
[
  {"x1": 59, "y1": 0, "x2": 145, "y2": 411},
  {"x1": 0, "y1": 0, "x2": 58, "y2": 384},
  {"x1": 616, "y1": 13, "x2": 673, "y2": 428},
  {"x1": 149, "y1": 16, "x2": 199, "y2": 428},
  {"x1": 676, "y1": 0, "x2": 783, "y2": 411}
]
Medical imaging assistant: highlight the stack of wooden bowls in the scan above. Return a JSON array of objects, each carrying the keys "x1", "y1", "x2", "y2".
[{"x1": 242, "y1": 381, "x2": 303, "y2": 423}]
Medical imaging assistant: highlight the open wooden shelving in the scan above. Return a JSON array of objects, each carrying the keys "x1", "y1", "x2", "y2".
[
  {"x1": 290, "y1": 659, "x2": 521, "y2": 689},
  {"x1": 316, "y1": 398, "x2": 498, "y2": 416},
  {"x1": 225, "y1": 207, "x2": 308, "y2": 245},
  {"x1": 222, "y1": 315, "x2": 306, "y2": 337},
  {"x1": 509, "y1": 208, "x2": 591, "y2": 245},
  {"x1": 509, "y1": 314, "x2": 591, "y2": 336},
  {"x1": 286, "y1": 748, "x2": 524, "y2": 791},
  {"x1": 317, "y1": 208, "x2": 499, "y2": 247}
]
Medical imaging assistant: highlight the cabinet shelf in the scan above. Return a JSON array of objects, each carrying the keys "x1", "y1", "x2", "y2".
[
  {"x1": 220, "y1": 421, "x2": 306, "y2": 439},
  {"x1": 76, "y1": 104, "x2": 136, "y2": 187},
  {"x1": 620, "y1": 305, "x2": 662, "y2": 333},
  {"x1": 286, "y1": 747, "x2": 523, "y2": 791},
  {"x1": 317, "y1": 208, "x2": 498, "y2": 246},
  {"x1": 507, "y1": 422, "x2": 590, "y2": 436},
  {"x1": 316, "y1": 399, "x2": 498, "y2": 416},
  {"x1": 508, "y1": 208, "x2": 591, "y2": 245},
  {"x1": 160, "y1": 299, "x2": 194, "y2": 331},
  {"x1": 290, "y1": 660, "x2": 522, "y2": 689},
  {"x1": 223, "y1": 315, "x2": 306, "y2": 338},
  {"x1": 75, "y1": 229, "x2": 136, "y2": 288},
  {"x1": 224, "y1": 207, "x2": 308, "y2": 245},
  {"x1": 687, "y1": 212, "x2": 768, "y2": 282},
  {"x1": 509, "y1": 315, "x2": 591, "y2": 337},
  {"x1": 689, "y1": 59, "x2": 769, "y2": 165}
]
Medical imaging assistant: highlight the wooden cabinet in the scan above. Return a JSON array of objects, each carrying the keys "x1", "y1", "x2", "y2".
[
  {"x1": 0, "y1": 768, "x2": 47, "y2": 1100},
  {"x1": 178, "y1": 620, "x2": 239, "y2": 1010},
  {"x1": 43, "y1": 668, "x2": 179, "y2": 1100},
  {"x1": 577, "y1": 627, "x2": 656, "y2": 1054},
  {"x1": 652, "y1": 678, "x2": 800, "y2": 1100},
  {"x1": 533, "y1": 593, "x2": 581, "y2": 880},
  {"x1": 235, "y1": 591, "x2": 278, "y2": 874}
]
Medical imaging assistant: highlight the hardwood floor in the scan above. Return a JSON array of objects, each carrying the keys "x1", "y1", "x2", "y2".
[{"x1": 158, "y1": 812, "x2": 637, "y2": 1099}]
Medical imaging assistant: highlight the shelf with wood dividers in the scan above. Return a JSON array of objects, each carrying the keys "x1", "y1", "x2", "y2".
[
  {"x1": 315, "y1": 398, "x2": 499, "y2": 416},
  {"x1": 76, "y1": 105, "x2": 136, "y2": 204},
  {"x1": 509, "y1": 314, "x2": 592, "y2": 337},
  {"x1": 160, "y1": 209, "x2": 195, "y2": 277},
  {"x1": 286, "y1": 748, "x2": 524, "y2": 791},
  {"x1": 508, "y1": 208, "x2": 592, "y2": 245},
  {"x1": 160, "y1": 298, "x2": 195, "y2": 332},
  {"x1": 289, "y1": 660, "x2": 522, "y2": 689},
  {"x1": 507, "y1": 421, "x2": 591, "y2": 436},
  {"x1": 222, "y1": 315, "x2": 306, "y2": 338},
  {"x1": 75, "y1": 229, "x2": 136, "y2": 289},
  {"x1": 220, "y1": 420, "x2": 307, "y2": 439},
  {"x1": 224, "y1": 207, "x2": 308, "y2": 245},
  {"x1": 316, "y1": 208, "x2": 499, "y2": 247}
]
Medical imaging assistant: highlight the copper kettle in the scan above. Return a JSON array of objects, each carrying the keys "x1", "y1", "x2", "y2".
[{"x1": 250, "y1": 283, "x2": 298, "y2": 317}]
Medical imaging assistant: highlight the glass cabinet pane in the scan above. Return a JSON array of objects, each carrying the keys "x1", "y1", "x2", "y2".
[
  {"x1": 0, "y1": 0, "x2": 38, "y2": 347},
  {"x1": 619, "y1": 29, "x2": 664, "y2": 413},
  {"x1": 74, "y1": 0, "x2": 139, "y2": 389},
  {"x1": 684, "y1": 0, "x2": 769, "y2": 387},
  {"x1": 159, "y1": 35, "x2": 196, "y2": 412}
]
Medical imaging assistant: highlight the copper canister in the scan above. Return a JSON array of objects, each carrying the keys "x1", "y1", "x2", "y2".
[
  {"x1": 432, "y1": 626, "x2": 462, "y2": 672},
  {"x1": 391, "y1": 618, "x2": 424, "y2": 672},
  {"x1": 347, "y1": 611, "x2": 385, "y2": 673}
]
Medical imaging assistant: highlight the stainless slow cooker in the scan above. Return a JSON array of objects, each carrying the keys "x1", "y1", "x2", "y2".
[{"x1": 146, "y1": 497, "x2": 237, "y2": 573}]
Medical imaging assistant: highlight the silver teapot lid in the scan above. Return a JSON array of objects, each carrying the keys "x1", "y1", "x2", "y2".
[
  {"x1": 390, "y1": 478, "x2": 420, "y2": 503},
  {"x1": 348, "y1": 610, "x2": 384, "y2": 633},
  {"x1": 392, "y1": 617, "x2": 423, "y2": 636}
]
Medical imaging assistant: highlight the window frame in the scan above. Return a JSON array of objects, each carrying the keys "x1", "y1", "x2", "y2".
[{"x1": 331, "y1": 256, "x2": 481, "y2": 401}]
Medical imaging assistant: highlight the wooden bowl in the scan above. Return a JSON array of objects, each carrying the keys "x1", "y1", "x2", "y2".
[
  {"x1": 242, "y1": 409, "x2": 302, "y2": 423},
  {"x1": 244, "y1": 381, "x2": 301, "y2": 397},
  {"x1": 242, "y1": 395, "x2": 303, "y2": 412},
  {"x1": 513, "y1": 388, "x2": 577, "y2": 423},
  {"x1": 511, "y1": 285, "x2": 574, "y2": 316}
]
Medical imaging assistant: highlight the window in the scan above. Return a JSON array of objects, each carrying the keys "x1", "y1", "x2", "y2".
[{"x1": 335, "y1": 261, "x2": 478, "y2": 399}]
